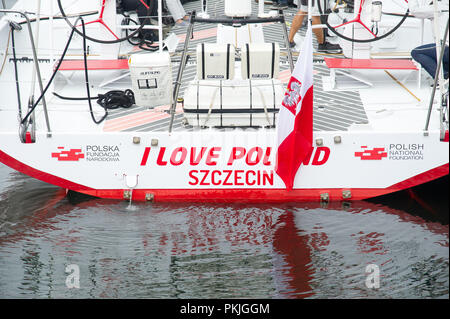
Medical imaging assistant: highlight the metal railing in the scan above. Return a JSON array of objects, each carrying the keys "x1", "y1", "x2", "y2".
[
  {"x1": 168, "y1": 9, "x2": 295, "y2": 133},
  {"x1": 424, "y1": 17, "x2": 449, "y2": 139},
  {"x1": 0, "y1": 9, "x2": 51, "y2": 140}
]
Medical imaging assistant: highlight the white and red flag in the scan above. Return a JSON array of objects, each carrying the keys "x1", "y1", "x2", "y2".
[{"x1": 275, "y1": 23, "x2": 314, "y2": 190}]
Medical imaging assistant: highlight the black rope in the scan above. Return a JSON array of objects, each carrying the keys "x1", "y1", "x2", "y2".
[
  {"x1": 121, "y1": 12, "x2": 159, "y2": 51},
  {"x1": 21, "y1": 17, "x2": 82, "y2": 125},
  {"x1": 138, "y1": 41, "x2": 160, "y2": 52},
  {"x1": 52, "y1": 92, "x2": 97, "y2": 101},
  {"x1": 10, "y1": 25, "x2": 22, "y2": 120},
  {"x1": 97, "y1": 90, "x2": 135, "y2": 109},
  {"x1": 53, "y1": 90, "x2": 135, "y2": 110},
  {"x1": 22, "y1": 17, "x2": 134, "y2": 126},
  {"x1": 122, "y1": 13, "x2": 143, "y2": 46},
  {"x1": 80, "y1": 18, "x2": 107, "y2": 124},
  {"x1": 17, "y1": 11, "x2": 98, "y2": 25}
]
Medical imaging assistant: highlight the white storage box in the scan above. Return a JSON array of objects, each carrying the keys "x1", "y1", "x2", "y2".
[
  {"x1": 225, "y1": 0, "x2": 252, "y2": 17},
  {"x1": 128, "y1": 51, "x2": 173, "y2": 108},
  {"x1": 183, "y1": 79, "x2": 284, "y2": 127},
  {"x1": 241, "y1": 43, "x2": 280, "y2": 80},
  {"x1": 216, "y1": 24, "x2": 265, "y2": 47},
  {"x1": 197, "y1": 43, "x2": 235, "y2": 80}
]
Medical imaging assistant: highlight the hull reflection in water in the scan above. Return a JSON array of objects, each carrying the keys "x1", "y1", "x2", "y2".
[{"x1": 0, "y1": 182, "x2": 448, "y2": 298}]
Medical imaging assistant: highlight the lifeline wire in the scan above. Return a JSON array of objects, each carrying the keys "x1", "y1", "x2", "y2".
[
  {"x1": 20, "y1": 16, "x2": 82, "y2": 125},
  {"x1": 21, "y1": 16, "x2": 133, "y2": 125}
]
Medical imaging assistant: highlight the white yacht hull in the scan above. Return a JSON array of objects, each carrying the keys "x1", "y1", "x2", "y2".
[
  {"x1": 1, "y1": 0, "x2": 448, "y2": 202},
  {"x1": 0, "y1": 129, "x2": 447, "y2": 202}
]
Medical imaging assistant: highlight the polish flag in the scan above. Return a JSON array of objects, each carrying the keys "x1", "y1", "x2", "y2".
[{"x1": 275, "y1": 24, "x2": 314, "y2": 190}]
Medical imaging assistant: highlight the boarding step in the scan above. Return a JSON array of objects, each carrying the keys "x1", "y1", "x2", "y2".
[
  {"x1": 324, "y1": 58, "x2": 418, "y2": 70},
  {"x1": 324, "y1": 58, "x2": 419, "y2": 90},
  {"x1": 57, "y1": 59, "x2": 129, "y2": 71}
]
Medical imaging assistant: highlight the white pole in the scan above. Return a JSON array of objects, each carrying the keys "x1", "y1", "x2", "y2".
[
  {"x1": 158, "y1": 0, "x2": 162, "y2": 53},
  {"x1": 50, "y1": 0, "x2": 55, "y2": 65},
  {"x1": 198, "y1": 0, "x2": 210, "y2": 18},
  {"x1": 432, "y1": 0, "x2": 443, "y2": 91},
  {"x1": 258, "y1": 0, "x2": 270, "y2": 17},
  {"x1": 307, "y1": 0, "x2": 312, "y2": 22},
  {"x1": 29, "y1": 0, "x2": 41, "y2": 98},
  {"x1": 417, "y1": 18, "x2": 424, "y2": 89}
]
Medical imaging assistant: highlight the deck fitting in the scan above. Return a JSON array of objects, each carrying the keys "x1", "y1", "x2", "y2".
[
  {"x1": 151, "y1": 138, "x2": 159, "y2": 146},
  {"x1": 133, "y1": 136, "x2": 141, "y2": 144},
  {"x1": 334, "y1": 136, "x2": 342, "y2": 144},
  {"x1": 145, "y1": 193, "x2": 155, "y2": 202},
  {"x1": 320, "y1": 192, "x2": 329, "y2": 202},
  {"x1": 315, "y1": 138, "x2": 324, "y2": 146},
  {"x1": 123, "y1": 190, "x2": 132, "y2": 200},
  {"x1": 342, "y1": 190, "x2": 352, "y2": 199}
]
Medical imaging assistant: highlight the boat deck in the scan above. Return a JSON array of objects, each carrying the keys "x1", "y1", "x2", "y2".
[
  {"x1": 53, "y1": 1, "x2": 371, "y2": 133},
  {"x1": 0, "y1": 0, "x2": 438, "y2": 135}
]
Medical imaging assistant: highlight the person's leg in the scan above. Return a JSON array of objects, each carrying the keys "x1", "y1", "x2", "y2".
[
  {"x1": 311, "y1": 4, "x2": 341, "y2": 53},
  {"x1": 288, "y1": 0, "x2": 341, "y2": 52},
  {"x1": 417, "y1": 44, "x2": 450, "y2": 79},
  {"x1": 165, "y1": 0, "x2": 186, "y2": 22},
  {"x1": 271, "y1": 0, "x2": 288, "y2": 8},
  {"x1": 174, "y1": 0, "x2": 188, "y2": 20},
  {"x1": 311, "y1": 15, "x2": 323, "y2": 44},
  {"x1": 120, "y1": 0, "x2": 140, "y2": 11},
  {"x1": 288, "y1": 10, "x2": 306, "y2": 43},
  {"x1": 411, "y1": 43, "x2": 438, "y2": 79},
  {"x1": 443, "y1": 46, "x2": 449, "y2": 79}
]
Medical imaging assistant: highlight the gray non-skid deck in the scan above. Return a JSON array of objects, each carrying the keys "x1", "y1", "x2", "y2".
[{"x1": 105, "y1": 0, "x2": 367, "y2": 132}]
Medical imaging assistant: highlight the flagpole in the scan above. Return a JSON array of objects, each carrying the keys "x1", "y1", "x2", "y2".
[
  {"x1": 307, "y1": 0, "x2": 312, "y2": 24},
  {"x1": 307, "y1": 0, "x2": 313, "y2": 75},
  {"x1": 275, "y1": 22, "x2": 314, "y2": 190}
]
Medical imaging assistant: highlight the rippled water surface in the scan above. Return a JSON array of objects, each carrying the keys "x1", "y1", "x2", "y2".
[
  {"x1": 1, "y1": 0, "x2": 448, "y2": 300},
  {"x1": 0, "y1": 163, "x2": 448, "y2": 299}
]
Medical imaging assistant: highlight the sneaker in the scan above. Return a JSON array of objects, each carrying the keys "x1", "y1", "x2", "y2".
[
  {"x1": 430, "y1": 82, "x2": 440, "y2": 89},
  {"x1": 255, "y1": 0, "x2": 275, "y2": 4},
  {"x1": 270, "y1": 3, "x2": 288, "y2": 10},
  {"x1": 317, "y1": 42, "x2": 343, "y2": 54},
  {"x1": 176, "y1": 20, "x2": 189, "y2": 27}
]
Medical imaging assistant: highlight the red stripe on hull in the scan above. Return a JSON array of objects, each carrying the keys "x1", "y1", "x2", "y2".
[
  {"x1": 0, "y1": 149, "x2": 92, "y2": 191},
  {"x1": 81, "y1": 188, "x2": 389, "y2": 202},
  {"x1": 1, "y1": 149, "x2": 448, "y2": 202},
  {"x1": 81, "y1": 163, "x2": 449, "y2": 202}
]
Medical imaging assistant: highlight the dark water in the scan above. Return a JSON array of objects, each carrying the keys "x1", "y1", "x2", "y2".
[
  {"x1": 0, "y1": 163, "x2": 448, "y2": 299},
  {"x1": 1, "y1": 0, "x2": 448, "y2": 300}
]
